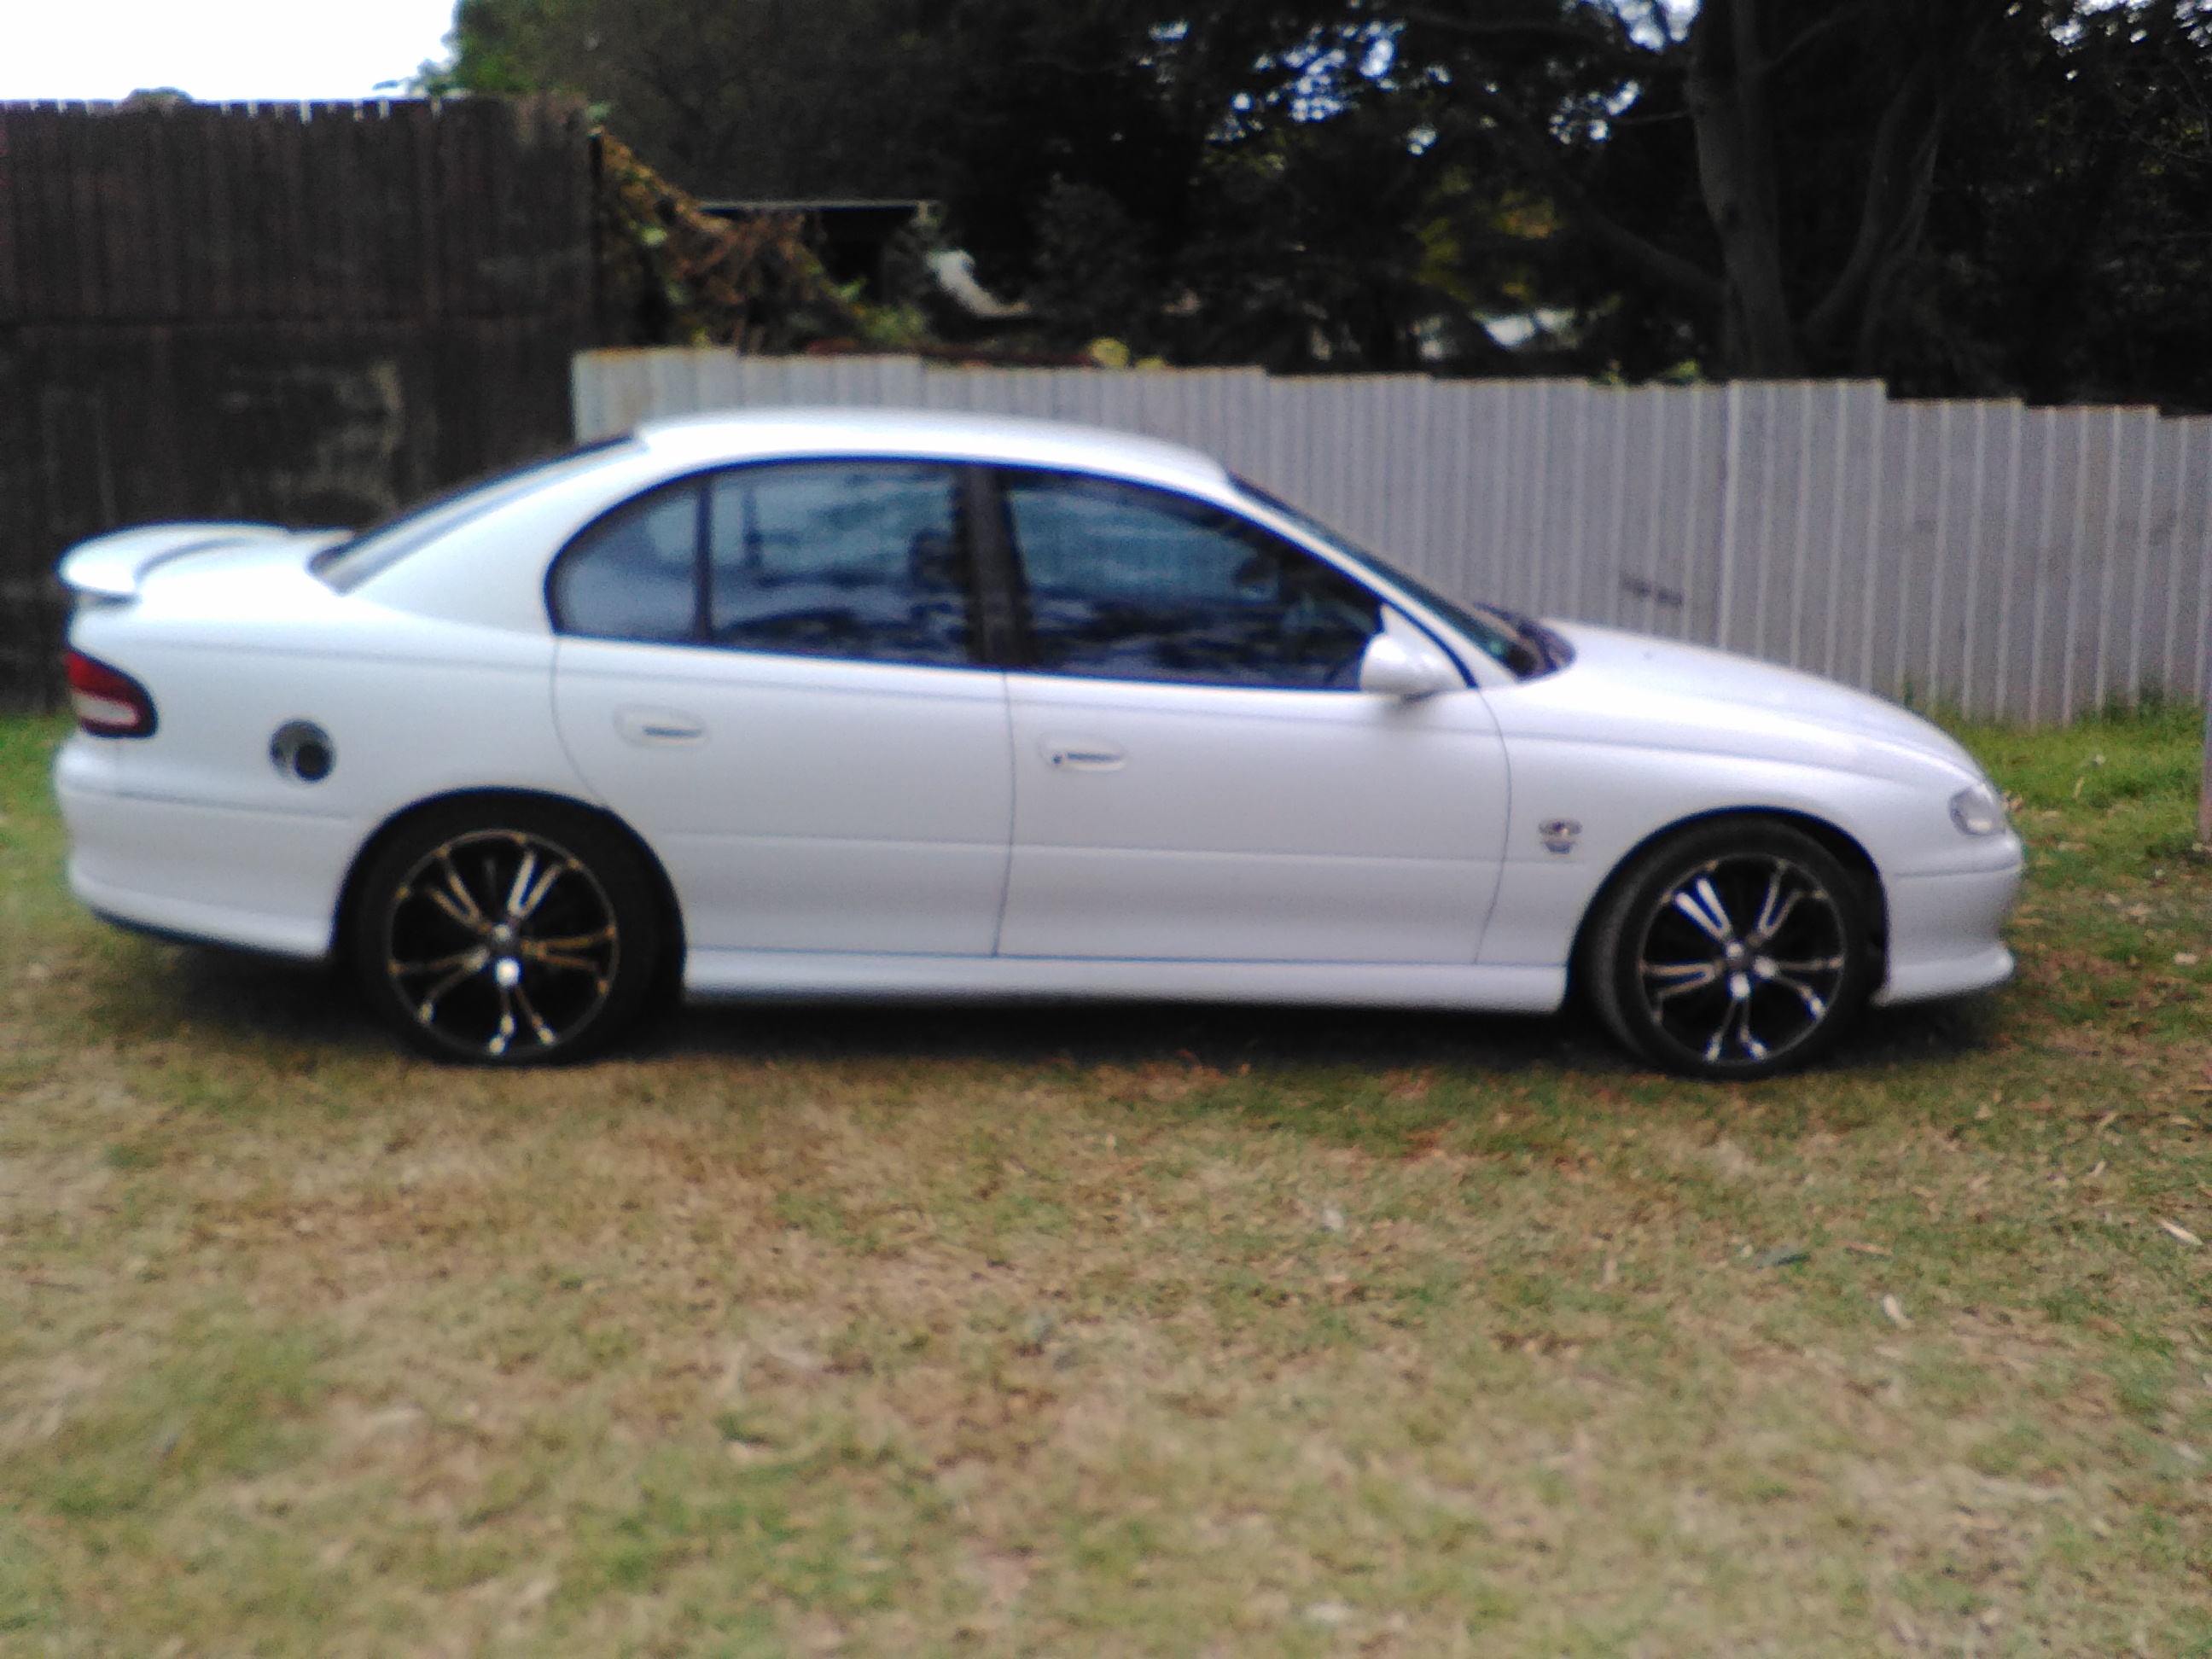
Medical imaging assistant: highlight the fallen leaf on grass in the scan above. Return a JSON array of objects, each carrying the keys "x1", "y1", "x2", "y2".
[
  {"x1": 2158, "y1": 1220, "x2": 2202, "y2": 1247},
  {"x1": 1882, "y1": 1294, "x2": 1912, "y2": 1329},
  {"x1": 1842, "y1": 1242, "x2": 1892, "y2": 1259}
]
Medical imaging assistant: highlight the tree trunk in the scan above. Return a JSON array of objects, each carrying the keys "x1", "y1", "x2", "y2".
[{"x1": 1684, "y1": 0, "x2": 1803, "y2": 377}]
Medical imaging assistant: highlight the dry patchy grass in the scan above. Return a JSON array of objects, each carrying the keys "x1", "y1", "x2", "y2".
[{"x1": 2, "y1": 708, "x2": 2209, "y2": 1656}]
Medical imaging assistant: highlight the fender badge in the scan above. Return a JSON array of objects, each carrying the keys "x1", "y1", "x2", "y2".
[{"x1": 1538, "y1": 818, "x2": 1582, "y2": 855}]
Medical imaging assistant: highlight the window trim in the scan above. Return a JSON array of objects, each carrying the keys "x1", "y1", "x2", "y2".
[{"x1": 544, "y1": 457, "x2": 997, "y2": 670}]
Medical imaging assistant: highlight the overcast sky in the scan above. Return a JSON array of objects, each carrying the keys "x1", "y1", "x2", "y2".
[{"x1": 0, "y1": 0, "x2": 460, "y2": 103}]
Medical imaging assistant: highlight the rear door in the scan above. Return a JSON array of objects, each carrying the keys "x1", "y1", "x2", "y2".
[{"x1": 551, "y1": 460, "x2": 1013, "y2": 957}]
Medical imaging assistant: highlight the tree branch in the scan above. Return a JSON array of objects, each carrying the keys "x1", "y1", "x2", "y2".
[
  {"x1": 1456, "y1": 76, "x2": 1724, "y2": 309},
  {"x1": 1397, "y1": 2, "x2": 1662, "y2": 77},
  {"x1": 1801, "y1": 63, "x2": 1941, "y2": 346},
  {"x1": 1801, "y1": 2, "x2": 2009, "y2": 355},
  {"x1": 1761, "y1": 1, "x2": 1880, "y2": 80}
]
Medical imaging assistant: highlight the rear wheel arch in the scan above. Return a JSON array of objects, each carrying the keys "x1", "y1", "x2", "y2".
[{"x1": 334, "y1": 789, "x2": 685, "y2": 1009}]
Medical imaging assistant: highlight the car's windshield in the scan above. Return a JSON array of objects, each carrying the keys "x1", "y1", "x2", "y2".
[
  {"x1": 1232, "y1": 477, "x2": 1569, "y2": 678},
  {"x1": 312, "y1": 436, "x2": 641, "y2": 593}
]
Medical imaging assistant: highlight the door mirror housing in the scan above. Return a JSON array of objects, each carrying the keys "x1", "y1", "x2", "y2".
[{"x1": 1359, "y1": 609, "x2": 1463, "y2": 698}]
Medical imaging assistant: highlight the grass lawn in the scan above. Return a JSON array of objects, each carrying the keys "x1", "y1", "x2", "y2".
[{"x1": 2, "y1": 704, "x2": 2208, "y2": 1657}]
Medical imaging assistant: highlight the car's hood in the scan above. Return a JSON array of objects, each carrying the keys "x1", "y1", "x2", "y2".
[
  {"x1": 58, "y1": 522, "x2": 345, "y2": 601},
  {"x1": 1521, "y1": 620, "x2": 1982, "y2": 778}
]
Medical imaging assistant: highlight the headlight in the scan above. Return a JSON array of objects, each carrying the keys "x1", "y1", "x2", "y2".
[{"x1": 1948, "y1": 783, "x2": 2006, "y2": 837}]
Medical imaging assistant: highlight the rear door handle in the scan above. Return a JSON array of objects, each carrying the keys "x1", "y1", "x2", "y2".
[
  {"x1": 1041, "y1": 736, "x2": 1126, "y2": 771},
  {"x1": 614, "y1": 706, "x2": 707, "y2": 747}
]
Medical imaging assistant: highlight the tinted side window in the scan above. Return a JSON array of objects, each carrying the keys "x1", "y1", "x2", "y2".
[
  {"x1": 1002, "y1": 472, "x2": 1380, "y2": 689},
  {"x1": 548, "y1": 483, "x2": 701, "y2": 643},
  {"x1": 708, "y1": 463, "x2": 971, "y2": 667},
  {"x1": 549, "y1": 462, "x2": 978, "y2": 667}
]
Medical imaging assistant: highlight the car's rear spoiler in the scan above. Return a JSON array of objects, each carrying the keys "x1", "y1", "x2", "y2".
[{"x1": 56, "y1": 523, "x2": 317, "y2": 600}]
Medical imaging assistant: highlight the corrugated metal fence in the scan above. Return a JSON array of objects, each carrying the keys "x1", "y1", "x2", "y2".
[{"x1": 574, "y1": 351, "x2": 2212, "y2": 725}]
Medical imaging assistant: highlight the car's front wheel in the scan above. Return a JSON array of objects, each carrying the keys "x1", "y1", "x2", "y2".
[
  {"x1": 1580, "y1": 819, "x2": 1878, "y2": 1080},
  {"x1": 352, "y1": 800, "x2": 661, "y2": 1065}
]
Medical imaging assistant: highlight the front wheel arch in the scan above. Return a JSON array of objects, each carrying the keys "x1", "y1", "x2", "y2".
[
  {"x1": 1566, "y1": 810, "x2": 1888, "y2": 1078},
  {"x1": 1567, "y1": 807, "x2": 1888, "y2": 999},
  {"x1": 333, "y1": 789, "x2": 685, "y2": 1016}
]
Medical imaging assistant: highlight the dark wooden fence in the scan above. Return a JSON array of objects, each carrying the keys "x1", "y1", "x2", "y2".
[{"x1": 0, "y1": 95, "x2": 595, "y2": 705}]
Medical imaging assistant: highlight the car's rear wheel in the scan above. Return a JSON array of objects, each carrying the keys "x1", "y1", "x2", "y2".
[
  {"x1": 352, "y1": 800, "x2": 660, "y2": 1065},
  {"x1": 1580, "y1": 819, "x2": 1877, "y2": 1080}
]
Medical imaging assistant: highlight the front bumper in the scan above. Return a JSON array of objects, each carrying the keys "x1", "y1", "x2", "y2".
[{"x1": 1872, "y1": 859, "x2": 2024, "y2": 1005}]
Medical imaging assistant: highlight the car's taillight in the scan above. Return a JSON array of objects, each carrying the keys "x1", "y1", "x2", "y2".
[{"x1": 66, "y1": 649, "x2": 158, "y2": 738}]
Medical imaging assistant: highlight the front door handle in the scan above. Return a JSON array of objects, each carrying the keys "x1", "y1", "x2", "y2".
[
  {"x1": 614, "y1": 705, "x2": 707, "y2": 747},
  {"x1": 1041, "y1": 736, "x2": 1126, "y2": 772}
]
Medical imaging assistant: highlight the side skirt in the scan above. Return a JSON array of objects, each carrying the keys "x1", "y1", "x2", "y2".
[{"x1": 684, "y1": 950, "x2": 1566, "y2": 1013}]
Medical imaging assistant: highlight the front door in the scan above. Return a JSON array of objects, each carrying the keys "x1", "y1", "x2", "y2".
[
  {"x1": 989, "y1": 470, "x2": 1511, "y2": 964},
  {"x1": 551, "y1": 460, "x2": 1012, "y2": 957}
]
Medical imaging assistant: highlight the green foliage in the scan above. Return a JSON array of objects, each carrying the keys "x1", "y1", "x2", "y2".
[
  {"x1": 432, "y1": 1, "x2": 2212, "y2": 393},
  {"x1": 592, "y1": 133, "x2": 867, "y2": 351},
  {"x1": 1892, "y1": 2, "x2": 2212, "y2": 409},
  {"x1": 1026, "y1": 179, "x2": 1159, "y2": 351},
  {"x1": 438, "y1": 0, "x2": 947, "y2": 198}
]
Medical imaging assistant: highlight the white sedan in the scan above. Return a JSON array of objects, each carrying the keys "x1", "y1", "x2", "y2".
[{"x1": 54, "y1": 410, "x2": 2023, "y2": 1078}]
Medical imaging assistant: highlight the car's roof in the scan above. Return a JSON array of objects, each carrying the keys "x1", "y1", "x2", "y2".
[{"x1": 632, "y1": 406, "x2": 1232, "y2": 492}]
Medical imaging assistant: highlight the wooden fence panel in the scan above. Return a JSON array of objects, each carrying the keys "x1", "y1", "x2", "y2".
[
  {"x1": 0, "y1": 96, "x2": 594, "y2": 706},
  {"x1": 0, "y1": 96, "x2": 592, "y2": 328}
]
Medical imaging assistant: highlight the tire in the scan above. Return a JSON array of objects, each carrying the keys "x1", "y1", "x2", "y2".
[
  {"x1": 1578, "y1": 818, "x2": 1878, "y2": 1080},
  {"x1": 351, "y1": 798, "x2": 661, "y2": 1066}
]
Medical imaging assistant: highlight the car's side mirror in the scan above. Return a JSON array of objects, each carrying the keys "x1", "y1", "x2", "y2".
[{"x1": 1359, "y1": 608, "x2": 1463, "y2": 698}]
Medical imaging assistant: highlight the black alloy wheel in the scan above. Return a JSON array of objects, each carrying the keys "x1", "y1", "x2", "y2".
[
  {"x1": 1580, "y1": 819, "x2": 1878, "y2": 1080},
  {"x1": 352, "y1": 800, "x2": 661, "y2": 1065}
]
